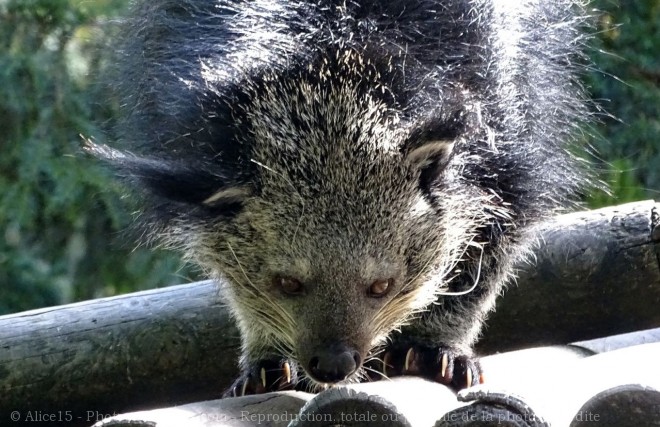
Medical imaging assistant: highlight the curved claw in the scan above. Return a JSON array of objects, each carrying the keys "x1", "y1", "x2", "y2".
[
  {"x1": 368, "y1": 345, "x2": 483, "y2": 392},
  {"x1": 224, "y1": 359, "x2": 297, "y2": 397}
]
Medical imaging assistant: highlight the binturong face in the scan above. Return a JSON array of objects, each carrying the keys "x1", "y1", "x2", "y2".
[{"x1": 186, "y1": 49, "x2": 481, "y2": 386}]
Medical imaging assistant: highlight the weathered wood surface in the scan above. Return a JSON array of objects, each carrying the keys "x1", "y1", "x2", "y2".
[
  {"x1": 92, "y1": 343, "x2": 660, "y2": 427},
  {"x1": 477, "y1": 199, "x2": 660, "y2": 353},
  {"x1": 93, "y1": 377, "x2": 460, "y2": 427},
  {"x1": 0, "y1": 282, "x2": 241, "y2": 426},
  {"x1": 1, "y1": 200, "x2": 659, "y2": 426}
]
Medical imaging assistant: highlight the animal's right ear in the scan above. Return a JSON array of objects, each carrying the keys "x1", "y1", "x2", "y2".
[
  {"x1": 83, "y1": 140, "x2": 250, "y2": 218},
  {"x1": 405, "y1": 140, "x2": 455, "y2": 193}
]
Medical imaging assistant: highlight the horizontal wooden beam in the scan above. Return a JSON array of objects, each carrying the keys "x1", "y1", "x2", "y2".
[
  {"x1": 1, "y1": 200, "x2": 658, "y2": 426},
  {"x1": 478, "y1": 199, "x2": 660, "y2": 353},
  {"x1": 0, "y1": 281, "x2": 240, "y2": 426}
]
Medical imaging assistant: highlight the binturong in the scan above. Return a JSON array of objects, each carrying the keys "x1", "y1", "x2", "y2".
[{"x1": 87, "y1": 0, "x2": 594, "y2": 395}]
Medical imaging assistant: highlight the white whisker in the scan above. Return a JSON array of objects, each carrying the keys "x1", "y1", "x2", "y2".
[{"x1": 436, "y1": 241, "x2": 485, "y2": 296}]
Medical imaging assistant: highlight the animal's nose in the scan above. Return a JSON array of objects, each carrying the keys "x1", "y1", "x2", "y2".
[{"x1": 307, "y1": 345, "x2": 361, "y2": 383}]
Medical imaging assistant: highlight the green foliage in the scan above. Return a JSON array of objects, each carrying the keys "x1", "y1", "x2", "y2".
[
  {"x1": 586, "y1": 0, "x2": 660, "y2": 207},
  {"x1": 0, "y1": 0, "x2": 194, "y2": 314}
]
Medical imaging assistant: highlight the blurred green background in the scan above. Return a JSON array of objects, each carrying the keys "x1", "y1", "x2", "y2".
[{"x1": 0, "y1": 0, "x2": 658, "y2": 314}]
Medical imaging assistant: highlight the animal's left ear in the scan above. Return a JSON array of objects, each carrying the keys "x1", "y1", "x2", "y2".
[
  {"x1": 83, "y1": 139, "x2": 250, "y2": 218},
  {"x1": 405, "y1": 140, "x2": 455, "y2": 191}
]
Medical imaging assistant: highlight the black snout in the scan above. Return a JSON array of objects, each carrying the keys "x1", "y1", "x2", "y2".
[{"x1": 307, "y1": 345, "x2": 361, "y2": 383}]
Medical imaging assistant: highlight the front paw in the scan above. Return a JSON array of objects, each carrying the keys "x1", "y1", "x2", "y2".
[
  {"x1": 224, "y1": 358, "x2": 298, "y2": 397},
  {"x1": 368, "y1": 345, "x2": 483, "y2": 392}
]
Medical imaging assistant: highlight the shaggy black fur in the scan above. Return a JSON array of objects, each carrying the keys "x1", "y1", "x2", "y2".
[{"x1": 92, "y1": 0, "x2": 594, "y2": 394}]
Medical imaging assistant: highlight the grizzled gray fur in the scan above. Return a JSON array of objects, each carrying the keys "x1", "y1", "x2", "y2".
[{"x1": 94, "y1": 0, "x2": 592, "y2": 392}]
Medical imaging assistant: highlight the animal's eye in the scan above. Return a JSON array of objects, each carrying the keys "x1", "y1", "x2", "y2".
[
  {"x1": 276, "y1": 276, "x2": 304, "y2": 295},
  {"x1": 368, "y1": 279, "x2": 393, "y2": 298}
]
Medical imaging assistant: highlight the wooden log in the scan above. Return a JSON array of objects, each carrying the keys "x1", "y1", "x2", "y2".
[
  {"x1": 94, "y1": 392, "x2": 313, "y2": 427},
  {"x1": 92, "y1": 343, "x2": 660, "y2": 427},
  {"x1": 291, "y1": 378, "x2": 460, "y2": 427},
  {"x1": 441, "y1": 343, "x2": 660, "y2": 427},
  {"x1": 1, "y1": 200, "x2": 659, "y2": 425},
  {"x1": 477, "y1": 199, "x2": 660, "y2": 353},
  {"x1": 0, "y1": 282, "x2": 241, "y2": 427},
  {"x1": 91, "y1": 378, "x2": 461, "y2": 427}
]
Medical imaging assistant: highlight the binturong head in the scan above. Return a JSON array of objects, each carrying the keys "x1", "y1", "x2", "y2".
[
  {"x1": 188, "y1": 49, "x2": 479, "y2": 387},
  {"x1": 89, "y1": 45, "x2": 487, "y2": 388}
]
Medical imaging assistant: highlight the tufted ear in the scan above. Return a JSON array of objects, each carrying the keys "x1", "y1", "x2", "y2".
[
  {"x1": 84, "y1": 140, "x2": 250, "y2": 217},
  {"x1": 406, "y1": 139, "x2": 455, "y2": 192}
]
